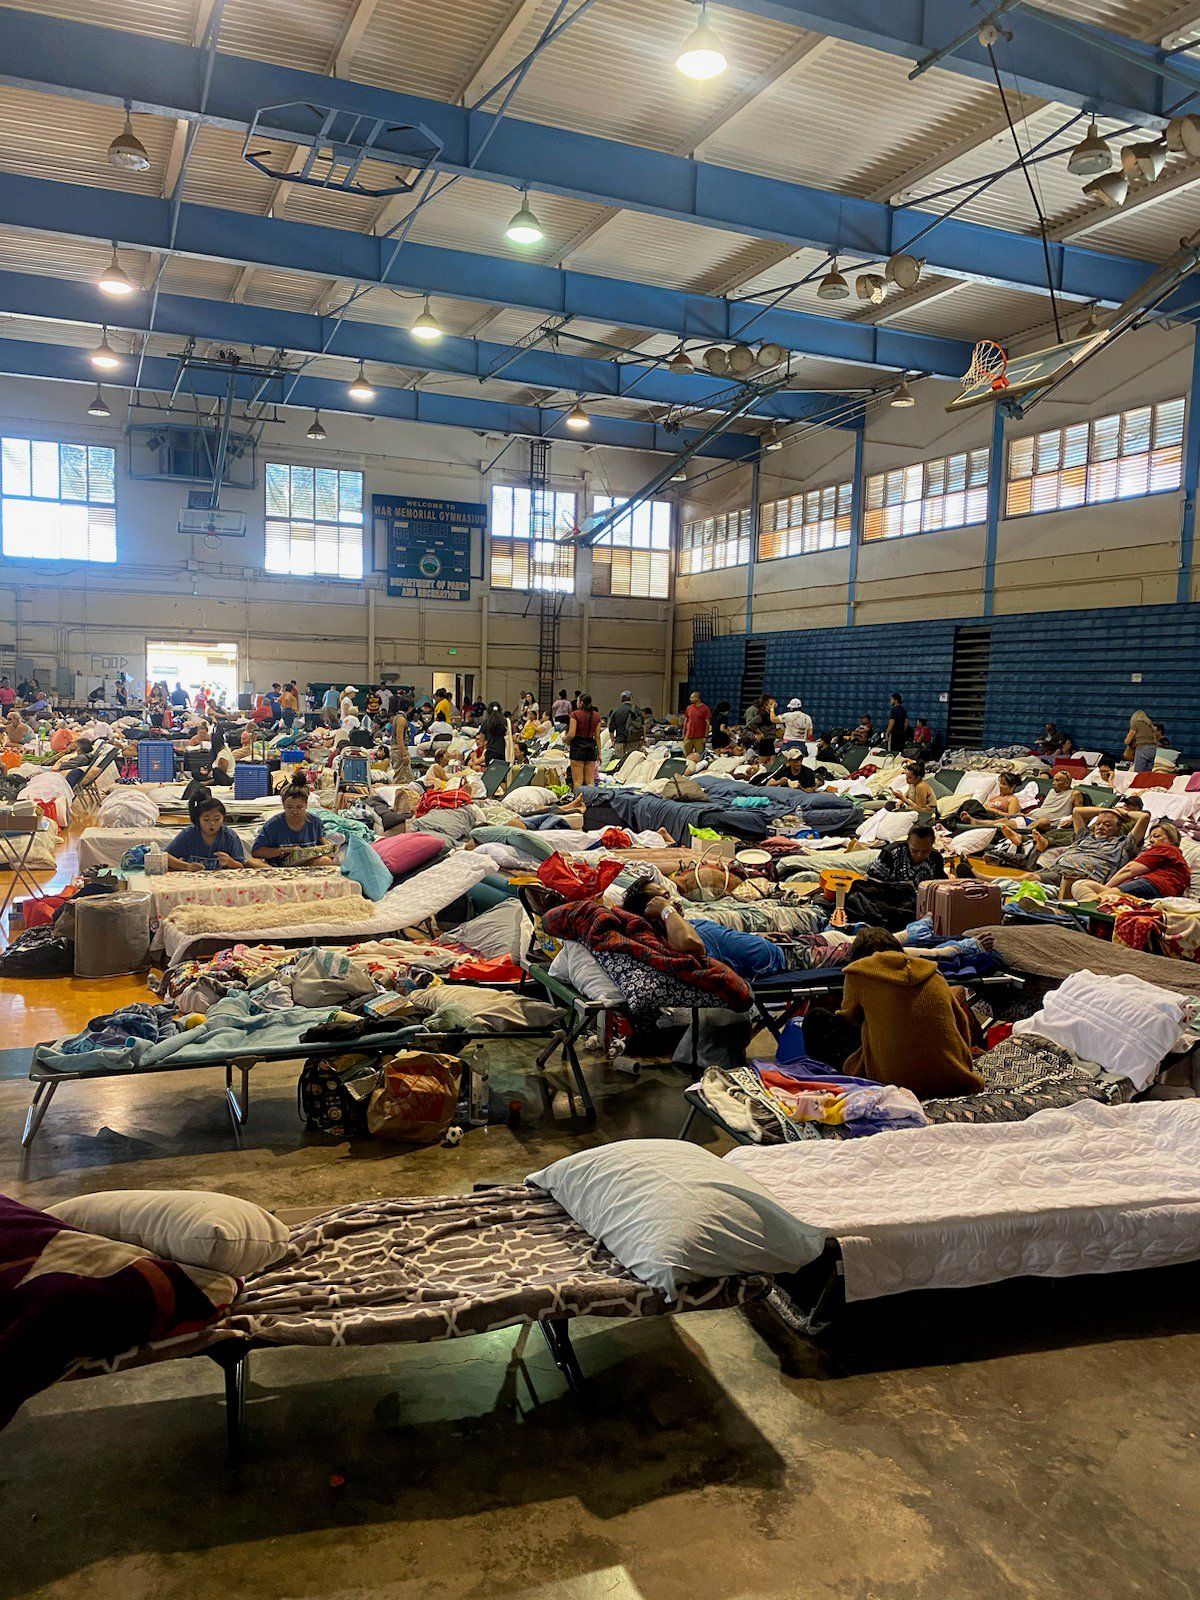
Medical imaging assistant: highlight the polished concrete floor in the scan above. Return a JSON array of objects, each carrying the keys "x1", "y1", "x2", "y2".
[{"x1": 1, "y1": 836, "x2": 1198, "y2": 1599}]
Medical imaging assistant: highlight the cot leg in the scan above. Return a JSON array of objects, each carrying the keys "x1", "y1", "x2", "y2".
[
  {"x1": 210, "y1": 1345, "x2": 248, "y2": 1471},
  {"x1": 678, "y1": 1102, "x2": 698, "y2": 1141},
  {"x1": 21, "y1": 1080, "x2": 58, "y2": 1148},
  {"x1": 225, "y1": 1062, "x2": 252, "y2": 1128},
  {"x1": 539, "y1": 1317, "x2": 586, "y2": 1397},
  {"x1": 562, "y1": 1036, "x2": 596, "y2": 1123}
]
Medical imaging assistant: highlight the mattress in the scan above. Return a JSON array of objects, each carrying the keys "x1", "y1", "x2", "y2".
[
  {"x1": 726, "y1": 1100, "x2": 1200, "y2": 1302},
  {"x1": 78, "y1": 824, "x2": 256, "y2": 871},
  {"x1": 160, "y1": 851, "x2": 490, "y2": 962}
]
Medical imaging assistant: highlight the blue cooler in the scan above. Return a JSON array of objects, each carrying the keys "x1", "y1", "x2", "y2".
[
  {"x1": 341, "y1": 754, "x2": 369, "y2": 785},
  {"x1": 137, "y1": 739, "x2": 177, "y2": 782},
  {"x1": 234, "y1": 763, "x2": 271, "y2": 799},
  {"x1": 280, "y1": 748, "x2": 304, "y2": 767}
]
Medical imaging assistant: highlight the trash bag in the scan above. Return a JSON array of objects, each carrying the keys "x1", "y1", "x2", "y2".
[{"x1": 0, "y1": 925, "x2": 74, "y2": 976}]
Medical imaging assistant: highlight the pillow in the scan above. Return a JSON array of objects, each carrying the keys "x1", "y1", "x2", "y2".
[
  {"x1": 502, "y1": 784, "x2": 557, "y2": 816},
  {"x1": 1177, "y1": 834, "x2": 1200, "y2": 896},
  {"x1": 855, "y1": 807, "x2": 916, "y2": 844},
  {"x1": 471, "y1": 824, "x2": 559, "y2": 861},
  {"x1": 953, "y1": 770, "x2": 1000, "y2": 803},
  {"x1": 341, "y1": 832, "x2": 393, "y2": 901},
  {"x1": 373, "y1": 830, "x2": 447, "y2": 881},
  {"x1": 47, "y1": 1189, "x2": 289, "y2": 1277},
  {"x1": 526, "y1": 1139, "x2": 825, "y2": 1299},
  {"x1": 549, "y1": 940, "x2": 625, "y2": 1005}
]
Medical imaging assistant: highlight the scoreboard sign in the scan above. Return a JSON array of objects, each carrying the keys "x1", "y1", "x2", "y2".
[{"x1": 376, "y1": 494, "x2": 483, "y2": 601}]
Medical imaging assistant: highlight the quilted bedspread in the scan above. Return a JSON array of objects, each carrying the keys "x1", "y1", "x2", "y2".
[{"x1": 726, "y1": 1100, "x2": 1200, "y2": 1302}]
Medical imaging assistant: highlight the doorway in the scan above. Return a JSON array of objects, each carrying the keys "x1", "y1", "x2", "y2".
[
  {"x1": 431, "y1": 671, "x2": 476, "y2": 709},
  {"x1": 147, "y1": 640, "x2": 239, "y2": 708}
]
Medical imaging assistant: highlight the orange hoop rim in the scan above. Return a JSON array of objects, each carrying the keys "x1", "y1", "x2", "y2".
[{"x1": 964, "y1": 338, "x2": 1009, "y2": 392}]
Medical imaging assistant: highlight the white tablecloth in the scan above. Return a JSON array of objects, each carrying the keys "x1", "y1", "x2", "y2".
[
  {"x1": 78, "y1": 825, "x2": 257, "y2": 871},
  {"x1": 125, "y1": 865, "x2": 362, "y2": 918}
]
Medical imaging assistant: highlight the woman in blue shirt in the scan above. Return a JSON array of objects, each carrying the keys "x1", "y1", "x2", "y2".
[
  {"x1": 166, "y1": 797, "x2": 252, "y2": 872},
  {"x1": 251, "y1": 783, "x2": 336, "y2": 865}
]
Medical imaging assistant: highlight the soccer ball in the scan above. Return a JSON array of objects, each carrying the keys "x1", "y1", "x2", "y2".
[{"x1": 442, "y1": 1125, "x2": 464, "y2": 1147}]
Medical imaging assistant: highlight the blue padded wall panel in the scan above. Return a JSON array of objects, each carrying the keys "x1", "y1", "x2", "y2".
[{"x1": 691, "y1": 635, "x2": 745, "y2": 712}]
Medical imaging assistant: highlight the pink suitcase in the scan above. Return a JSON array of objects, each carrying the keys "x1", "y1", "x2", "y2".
[{"x1": 915, "y1": 878, "x2": 1004, "y2": 937}]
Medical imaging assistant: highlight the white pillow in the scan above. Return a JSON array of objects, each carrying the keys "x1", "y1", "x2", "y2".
[
  {"x1": 1177, "y1": 834, "x2": 1200, "y2": 896},
  {"x1": 942, "y1": 825, "x2": 998, "y2": 857},
  {"x1": 953, "y1": 770, "x2": 1000, "y2": 803},
  {"x1": 503, "y1": 785, "x2": 557, "y2": 816},
  {"x1": 47, "y1": 1189, "x2": 289, "y2": 1277},
  {"x1": 526, "y1": 1138, "x2": 825, "y2": 1299},
  {"x1": 856, "y1": 808, "x2": 916, "y2": 844},
  {"x1": 549, "y1": 940, "x2": 625, "y2": 1005}
]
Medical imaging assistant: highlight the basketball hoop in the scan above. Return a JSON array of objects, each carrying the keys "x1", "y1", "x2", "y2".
[{"x1": 963, "y1": 338, "x2": 1009, "y2": 392}]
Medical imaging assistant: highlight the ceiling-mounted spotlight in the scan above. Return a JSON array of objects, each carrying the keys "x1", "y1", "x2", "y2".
[
  {"x1": 756, "y1": 341, "x2": 785, "y2": 369},
  {"x1": 671, "y1": 466, "x2": 688, "y2": 482},
  {"x1": 1078, "y1": 309, "x2": 1101, "y2": 338},
  {"x1": 1130, "y1": 139, "x2": 1168, "y2": 182},
  {"x1": 668, "y1": 347, "x2": 695, "y2": 374},
  {"x1": 762, "y1": 424, "x2": 784, "y2": 453},
  {"x1": 108, "y1": 110, "x2": 150, "y2": 173},
  {"x1": 90, "y1": 327, "x2": 120, "y2": 371},
  {"x1": 98, "y1": 247, "x2": 135, "y2": 297},
  {"x1": 727, "y1": 343, "x2": 757, "y2": 375},
  {"x1": 1083, "y1": 170, "x2": 1129, "y2": 208},
  {"x1": 411, "y1": 296, "x2": 442, "y2": 341},
  {"x1": 675, "y1": 2, "x2": 728, "y2": 80},
  {"x1": 817, "y1": 261, "x2": 849, "y2": 301},
  {"x1": 505, "y1": 191, "x2": 544, "y2": 246},
  {"x1": 565, "y1": 399, "x2": 590, "y2": 431},
  {"x1": 891, "y1": 377, "x2": 915, "y2": 408},
  {"x1": 1166, "y1": 113, "x2": 1200, "y2": 158},
  {"x1": 704, "y1": 346, "x2": 730, "y2": 376},
  {"x1": 855, "y1": 272, "x2": 887, "y2": 305},
  {"x1": 86, "y1": 383, "x2": 110, "y2": 420},
  {"x1": 885, "y1": 252, "x2": 923, "y2": 291},
  {"x1": 1068, "y1": 120, "x2": 1113, "y2": 177},
  {"x1": 348, "y1": 362, "x2": 375, "y2": 401},
  {"x1": 306, "y1": 410, "x2": 328, "y2": 441}
]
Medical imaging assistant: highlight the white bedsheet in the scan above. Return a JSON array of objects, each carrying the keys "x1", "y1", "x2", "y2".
[{"x1": 725, "y1": 1101, "x2": 1200, "y2": 1302}]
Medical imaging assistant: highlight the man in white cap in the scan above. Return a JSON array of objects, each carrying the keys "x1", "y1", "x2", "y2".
[
  {"x1": 608, "y1": 689, "x2": 642, "y2": 762},
  {"x1": 780, "y1": 696, "x2": 813, "y2": 745}
]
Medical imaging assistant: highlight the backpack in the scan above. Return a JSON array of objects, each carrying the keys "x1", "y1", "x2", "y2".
[{"x1": 297, "y1": 1052, "x2": 383, "y2": 1139}]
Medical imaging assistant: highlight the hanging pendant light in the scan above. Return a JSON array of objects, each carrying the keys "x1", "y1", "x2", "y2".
[
  {"x1": 90, "y1": 327, "x2": 120, "y2": 371},
  {"x1": 565, "y1": 400, "x2": 590, "y2": 430},
  {"x1": 1083, "y1": 170, "x2": 1129, "y2": 208},
  {"x1": 348, "y1": 363, "x2": 375, "y2": 401},
  {"x1": 108, "y1": 111, "x2": 150, "y2": 173},
  {"x1": 885, "y1": 251, "x2": 923, "y2": 290},
  {"x1": 668, "y1": 347, "x2": 695, "y2": 374},
  {"x1": 1078, "y1": 309, "x2": 1100, "y2": 338},
  {"x1": 98, "y1": 247, "x2": 135, "y2": 297},
  {"x1": 756, "y1": 342, "x2": 785, "y2": 370},
  {"x1": 411, "y1": 297, "x2": 442, "y2": 341},
  {"x1": 1130, "y1": 138, "x2": 1168, "y2": 182},
  {"x1": 86, "y1": 383, "x2": 110, "y2": 419},
  {"x1": 675, "y1": 2, "x2": 727, "y2": 79},
  {"x1": 727, "y1": 343, "x2": 757, "y2": 375},
  {"x1": 306, "y1": 410, "x2": 328, "y2": 441},
  {"x1": 1068, "y1": 120, "x2": 1113, "y2": 177},
  {"x1": 817, "y1": 261, "x2": 850, "y2": 301},
  {"x1": 855, "y1": 272, "x2": 887, "y2": 304},
  {"x1": 506, "y1": 192, "x2": 544, "y2": 245},
  {"x1": 671, "y1": 466, "x2": 688, "y2": 482},
  {"x1": 890, "y1": 377, "x2": 915, "y2": 408},
  {"x1": 704, "y1": 346, "x2": 730, "y2": 375}
]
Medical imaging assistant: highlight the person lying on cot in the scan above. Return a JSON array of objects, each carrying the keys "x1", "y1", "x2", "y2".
[
  {"x1": 621, "y1": 878, "x2": 795, "y2": 979},
  {"x1": 166, "y1": 796, "x2": 259, "y2": 872},
  {"x1": 250, "y1": 783, "x2": 336, "y2": 867}
]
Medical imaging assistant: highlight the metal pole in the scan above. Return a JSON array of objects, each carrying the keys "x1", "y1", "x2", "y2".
[
  {"x1": 1178, "y1": 326, "x2": 1200, "y2": 604},
  {"x1": 845, "y1": 426, "x2": 865, "y2": 627},
  {"x1": 983, "y1": 405, "x2": 1006, "y2": 618},
  {"x1": 745, "y1": 454, "x2": 760, "y2": 636}
]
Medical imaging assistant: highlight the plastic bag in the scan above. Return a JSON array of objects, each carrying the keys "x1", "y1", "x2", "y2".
[
  {"x1": 367, "y1": 1050, "x2": 462, "y2": 1143},
  {"x1": 0, "y1": 925, "x2": 74, "y2": 976},
  {"x1": 291, "y1": 947, "x2": 377, "y2": 1007}
]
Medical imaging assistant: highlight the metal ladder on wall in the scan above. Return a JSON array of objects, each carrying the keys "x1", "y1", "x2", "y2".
[
  {"x1": 739, "y1": 636, "x2": 767, "y2": 714},
  {"x1": 946, "y1": 625, "x2": 992, "y2": 747},
  {"x1": 527, "y1": 440, "x2": 563, "y2": 710}
]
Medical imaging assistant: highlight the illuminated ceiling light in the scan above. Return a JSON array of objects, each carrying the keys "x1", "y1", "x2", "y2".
[
  {"x1": 306, "y1": 410, "x2": 328, "y2": 441},
  {"x1": 565, "y1": 399, "x2": 590, "y2": 430},
  {"x1": 704, "y1": 346, "x2": 730, "y2": 376},
  {"x1": 1068, "y1": 120, "x2": 1112, "y2": 177},
  {"x1": 816, "y1": 261, "x2": 849, "y2": 301},
  {"x1": 727, "y1": 343, "x2": 757, "y2": 375},
  {"x1": 885, "y1": 252, "x2": 923, "y2": 290},
  {"x1": 108, "y1": 111, "x2": 150, "y2": 173},
  {"x1": 1083, "y1": 170, "x2": 1129, "y2": 207},
  {"x1": 891, "y1": 377, "x2": 915, "y2": 408},
  {"x1": 86, "y1": 384, "x2": 110, "y2": 419},
  {"x1": 505, "y1": 192, "x2": 544, "y2": 246},
  {"x1": 348, "y1": 362, "x2": 375, "y2": 401},
  {"x1": 675, "y1": 2, "x2": 728, "y2": 79},
  {"x1": 668, "y1": 347, "x2": 695, "y2": 373},
  {"x1": 90, "y1": 327, "x2": 120, "y2": 371},
  {"x1": 411, "y1": 296, "x2": 442, "y2": 341},
  {"x1": 98, "y1": 247, "x2": 135, "y2": 297},
  {"x1": 1130, "y1": 138, "x2": 1168, "y2": 182},
  {"x1": 856, "y1": 271, "x2": 887, "y2": 304}
]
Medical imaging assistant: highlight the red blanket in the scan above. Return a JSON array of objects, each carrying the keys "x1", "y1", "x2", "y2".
[{"x1": 543, "y1": 897, "x2": 751, "y2": 1010}]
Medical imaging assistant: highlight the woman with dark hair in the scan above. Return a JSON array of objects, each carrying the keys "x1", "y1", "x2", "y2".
[
  {"x1": 251, "y1": 783, "x2": 335, "y2": 866},
  {"x1": 481, "y1": 701, "x2": 509, "y2": 765},
  {"x1": 745, "y1": 695, "x2": 781, "y2": 760},
  {"x1": 389, "y1": 699, "x2": 413, "y2": 782},
  {"x1": 567, "y1": 692, "x2": 602, "y2": 792},
  {"x1": 166, "y1": 794, "x2": 251, "y2": 872}
]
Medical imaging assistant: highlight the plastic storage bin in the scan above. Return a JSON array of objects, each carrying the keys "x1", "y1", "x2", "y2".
[
  {"x1": 234, "y1": 763, "x2": 271, "y2": 799},
  {"x1": 136, "y1": 740, "x2": 177, "y2": 782}
]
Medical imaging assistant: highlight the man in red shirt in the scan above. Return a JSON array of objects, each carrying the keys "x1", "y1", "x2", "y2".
[{"x1": 682, "y1": 691, "x2": 712, "y2": 758}]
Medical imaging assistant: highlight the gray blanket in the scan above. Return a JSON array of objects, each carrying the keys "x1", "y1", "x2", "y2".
[{"x1": 976, "y1": 924, "x2": 1200, "y2": 997}]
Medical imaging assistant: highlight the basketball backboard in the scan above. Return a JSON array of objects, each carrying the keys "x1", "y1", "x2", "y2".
[{"x1": 946, "y1": 333, "x2": 1102, "y2": 413}]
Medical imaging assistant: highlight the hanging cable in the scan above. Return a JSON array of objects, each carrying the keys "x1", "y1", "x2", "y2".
[{"x1": 985, "y1": 42, "x2": 1062, "y2": 341}]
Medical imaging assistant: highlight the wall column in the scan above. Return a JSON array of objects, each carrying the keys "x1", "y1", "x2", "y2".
[
  {"x1": 845, "y1": 425, "x2": 865, "y2": 627},
  {"x1": 580, "y1": 601, "x2": 590, "y2": 687},
  {"x1": 1178, "y1": 327, "x2": 1200, "y2": 605},
  {"x1": 983, "y1": 404, "x2": 1006, "y2": 618},
  {"x1": 366, "y1": 587, "x2": 376, "y2": 679},
  {"x1": 745, "y1": 453, "x2": 761, "y2": 635},
  {"x1": 479, "y1": 592, "x2": 489, "y2": 701}
]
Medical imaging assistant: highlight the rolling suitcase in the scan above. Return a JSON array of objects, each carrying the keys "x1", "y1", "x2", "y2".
[{"x1": 915, "y1": 878, "x2": 1004, "y2": 936}]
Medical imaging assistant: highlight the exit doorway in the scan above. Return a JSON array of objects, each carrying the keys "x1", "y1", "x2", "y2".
[
  {"x1": 431, "y1": 671, "x2": 476, "y2": 708},
  {"x1": 147, "y1": 640, "x2": 239, "y2": 708}
]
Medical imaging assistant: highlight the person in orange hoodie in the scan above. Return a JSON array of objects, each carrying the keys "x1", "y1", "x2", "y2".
[{"x1": 836, "y1": 927, "x2": 984, "y2": 1099}]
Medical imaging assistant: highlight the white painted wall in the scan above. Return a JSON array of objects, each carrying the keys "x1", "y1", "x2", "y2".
[
  {"x1": 0, "y1": 374, "x2": 681, "y2": 712},
  {"x1": 673, "y1": 319, "x2": 1195, "y2": 685}
]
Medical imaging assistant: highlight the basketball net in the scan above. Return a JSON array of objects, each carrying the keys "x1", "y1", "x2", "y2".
[{"x1": 963, "y1": 338, "x2": 1009, "y2": 392}]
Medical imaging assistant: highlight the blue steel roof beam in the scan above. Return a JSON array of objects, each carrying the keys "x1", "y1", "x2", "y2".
[
  {"x1": 0, "y1": 335, "x2": 763, "y2": 458},
  {"x1": 706, "y1": 0, "x2": 1194, "y2": 127},
  {"x1": 0, "y1": 169, "x2": 973, "y2": 379},
  {"x1": 0, "y1": 267, "x2": 857, "y2": 424},
  {"x1": 0, "y1": 5, "x2": 1162, "y2": 305}
]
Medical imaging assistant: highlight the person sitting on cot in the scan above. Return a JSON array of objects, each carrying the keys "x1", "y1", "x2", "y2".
[
  {"x1": 166, "y1": 796, "x2": 257, "y2": 872},
  {"x1": 766, "y1": 752, "x2": 818, "y2": 790},
  {"x1": 1069, "y1": 819, "x2": 1191, "y2": 905},
  {"x1": 251, "y1": 783, "x2": 336, "y2": 866}
]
